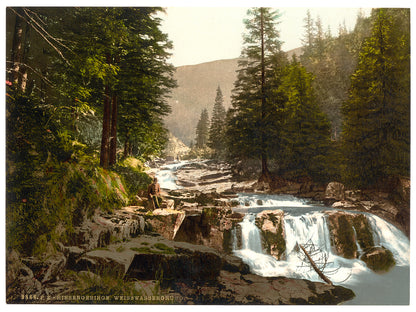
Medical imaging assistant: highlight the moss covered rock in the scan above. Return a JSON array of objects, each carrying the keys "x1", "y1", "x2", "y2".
[
  {"x1": 360, "y1": 246, "x2": 396, "y2": 273},
  {"x1": 255, "y1": 210, "x2": 286, "y2": 260},
  {"x1": 326, "y1": 211, "x2": 375, "y2": 259}
]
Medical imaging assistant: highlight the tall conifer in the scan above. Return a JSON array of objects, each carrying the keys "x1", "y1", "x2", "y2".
[
  {"x1": 278, "y1": 58, "x2": 332, "y2": 181},
  {"x1": 227, "y1": 7, "x2": 287, "y2": 182},
  {"x1": 208, "y1": 86, "x2": 226, "y2": 157},
  {"x1": 342, "y1": 8, "x2": 410, "y2": 187},
  {"x1": 196, "y1": 108, "x2": 210, "y2": 148}
]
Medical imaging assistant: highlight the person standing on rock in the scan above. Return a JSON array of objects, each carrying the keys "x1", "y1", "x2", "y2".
[{"x1": 147, "y1": 177, "x2": 162, "y2": 209}]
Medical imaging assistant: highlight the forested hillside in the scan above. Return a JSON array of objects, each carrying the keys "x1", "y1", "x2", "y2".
[
  {"x1": 186, "y1": 8, "x2": 409, "y2": 190},
  {"x1": 6, "y1": 7, "x2": 176, "y2": 255},
  {"x1": 165, "y1": 48, "x2": 302, "y2": 145},
  {"x1": 165, "y1": 11, "x2": 373, "y2": 146},
  {"x1": 164, "y1": 58, "x2": 239, "y2": 145}
]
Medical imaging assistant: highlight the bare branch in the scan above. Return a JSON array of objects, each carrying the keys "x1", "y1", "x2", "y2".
[
  {"x1": 6, "y1": 60, "x2": 54, "y2": 88},
  {"x1": 23, "y1": 8, "x2": 73, "y2": 53},
  {"x1": 9, "y1": 7, "x2": 71, "y2": 65},
  {"x1": 300, "y1": 244, "x2": 333, "y2": 285}
]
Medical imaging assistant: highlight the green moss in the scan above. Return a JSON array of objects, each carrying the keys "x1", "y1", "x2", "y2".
[
  {"x1": 352, "y1": 214, "x2": 374, "y2": 250},
  {"x1": 112, "y1": 161, "x2": 152, "y2": 200},
  {"x1": 115, "y1": 245, "x2": 125, "y2": 252},
  {"x1": 328, "y1": 214, "x2": 357, "y2": 259},
  {"x1": 258, "y1": 218, "x2": 286, "y2": 260},
  {"x1": 154, "y1": 243, "x2": 175, "y2": 254},
  {"x1": 267, "y1": 213, "x2": 279, "y2": 227},
  {"x1": 130, "y1": 244, "x2": 175, "y2": 255},
  {"x1": 361, "y1": 246, "x2": 396, "y2": 272},
  {"x1": 130, "y1": 246, "x2": 152, "y2": 253},
  {"x1": 69, "y1": 268, "x2": 143, "y2": 303},
  {"x1": 202, "y1": 207, "x2": 220, "y2": 225}
]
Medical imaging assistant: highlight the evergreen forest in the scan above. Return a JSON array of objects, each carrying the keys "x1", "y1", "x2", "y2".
[
  {"x1": 6, "y1": 7, "x2": 176, "y2": 255},
  {"x1": 6, "y1": 7, "x2": 410, "y2": 259},
  {"x1": 196, "y1": 8, "x2": 409, "y2": 189}
]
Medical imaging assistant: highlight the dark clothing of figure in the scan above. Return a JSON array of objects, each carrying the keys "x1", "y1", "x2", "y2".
[
  {"x1": 147, "y1": 182, "x2": 161, "y2": 209},
  {"x1": 147, "y1": 182, "x2": 161, "y2": 198}
]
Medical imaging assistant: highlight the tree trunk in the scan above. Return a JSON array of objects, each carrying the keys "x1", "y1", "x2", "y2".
[
  {"x1": 259, "y1": 8, "x2": 271, "y2": 182},
  {"x1": 100, "y1": 84, "x2": 111, "y2": 168},
  {"x1": 259, "y1": 153, "x2": 272, "y2": 182},
  {"x1": 9, "y1": 8, "x2": 24, "y2": 85},
  {"x1": 109, "y1": 94, "x2": 118, "y2": 166},
  {"x1": 123, "y1": 139, "x2": 130, "y2": 158},
  {"x1": 299, "y1": 244, "x2": 333, "y2": 285}
]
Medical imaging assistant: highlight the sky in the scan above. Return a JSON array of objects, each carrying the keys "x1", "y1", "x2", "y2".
[{"x1": 159, "y1": 6, "x2": 373, "y2": 67}]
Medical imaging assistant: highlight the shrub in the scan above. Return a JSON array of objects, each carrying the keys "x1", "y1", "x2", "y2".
[{"x1": 112, "y1": 157, "x2": 152, "y2": 199}]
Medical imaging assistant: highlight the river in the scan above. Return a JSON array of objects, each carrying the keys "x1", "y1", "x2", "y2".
[{"x1": 155, "y1": 160, "x2": 410, "y2": 305}]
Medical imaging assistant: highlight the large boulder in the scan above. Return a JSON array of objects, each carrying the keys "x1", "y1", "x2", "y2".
[
  {"x1": 360, "y1": 246, "x2": 396, "y2": 273},
  {"x1": 143, "y1": 209, "x2": 186, "y2": 240},
  {"x1": 174, "y1": 206, "x2": 244, "y2": 253},
  {"x1": 325, "y1": 182, "x2": 345, "y2": 203},
  {"x1": 173, "y1": 271, "x2": 355, "y2": 304},
  {"x1": 68, "y1": 207, "x2": 146, "y2": 250},
  {"x1": 255, "y1": 210, "x2": 286, "y2": 260},
  {"x1": 326, "y1": 211, "x2": 374, "y2": 259},
  {"x1": 68, "y1": 235, "x2": 244, "y2": 283}
]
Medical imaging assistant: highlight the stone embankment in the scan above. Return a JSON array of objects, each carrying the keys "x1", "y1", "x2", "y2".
[
  {"x1": 7, "y1": 203, "x2": 354, "y2": 304},
  {"x1": 10, "y1": 159, "x2": 408, "y2": 304}
]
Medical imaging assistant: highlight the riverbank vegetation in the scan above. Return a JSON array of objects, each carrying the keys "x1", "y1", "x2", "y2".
[
  {"x1": 6, "y1": 7, "x2": 175, "y2": 255},
  {"x1": 195, "y1": 8, "x2": 409, "y2": 191}
]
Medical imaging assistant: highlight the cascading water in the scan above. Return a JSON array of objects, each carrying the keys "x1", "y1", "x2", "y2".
[
  {"x1": 154, "y1": 163, "x2": 410, "y2": 304},
  {"x1": 233, "y1": 214, "x2": 287, "y2": 277},
  {"x1": 155, "y1": 161, "x2": 188, "y2": 190},
  {"x1": 367, "y1": 213, "x2": 410, "y2": 266},
  {"x1": 232, "y1": 193, "x2": 410, "y2": 304}
]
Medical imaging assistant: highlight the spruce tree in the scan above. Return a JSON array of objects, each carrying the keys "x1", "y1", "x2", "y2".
[
  {"x1": 195, "y1": 108, "x2": 210, "y2": 148},
  {"x1": 278, "y1": 57, "x2": 332, "y2": 181},
  {"x1": 342, "y1": 8, "x2": 410, "y2": 188},
  {"x1": 208, "y1": 86, "x2": 227, "y2": 157},
  {"x1": 227, "y1": 7, "x2": 287, "y2": 181},
  {"x1": 301, "y1": 9, "x2": 315, "y2": 59}
]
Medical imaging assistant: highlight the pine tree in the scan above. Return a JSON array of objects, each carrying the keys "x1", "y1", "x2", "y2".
[
  {"x1": 342, "y1": 8, "x2": 410, "y2": 188},
  {"x1": 208, "y1": 86, "x2": 227, "y2": 157},
  {"x1": 195, "y1": 108, "x2": 210, "y2": 148},
  {"x1": 301, "y1": 9, "x2": 315, "y2": 59},
  {"x1": 49, "y1": 7, "x2": 175, "y2": 163},
  {"x1": 278, "y1": 57, "x2": 332, "y2": 181},
  {"x1": 227, "y1": 7, "x2": 287, "y2": 182}
]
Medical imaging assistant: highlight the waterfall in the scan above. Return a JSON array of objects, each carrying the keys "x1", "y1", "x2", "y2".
[
  {"x1": 155, "y1": 160, "x2": 188, "y2": 190},
  {"x1": 239, "y1": 213, "x2": 263, "y2": 252},
  {"x1": 284, "y1": 212, "x2": 332, "y2": 257},
  {"x1": 366, "y1": 214, "x2": 410, "y2": 266},
  {"x1": 233, "y1": 213, "x2": 290, "y2": 277},
  {"x1": 232, "y1": 195, "x2": 410, "y2": 286}
]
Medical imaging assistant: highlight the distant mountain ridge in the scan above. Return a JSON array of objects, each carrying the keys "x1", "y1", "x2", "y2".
[{"x1": 164, "y1": 47, "x2": 303, "y2": 145}]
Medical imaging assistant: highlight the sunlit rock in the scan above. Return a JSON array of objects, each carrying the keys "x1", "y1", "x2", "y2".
[{"x1": 255, "y1": 210, "x2": 286, "y2": 260}]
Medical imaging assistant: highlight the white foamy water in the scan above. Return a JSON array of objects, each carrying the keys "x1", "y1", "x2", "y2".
[
  {"x1": 154, "y1": 161, "x2": 410, "y2": 303},
  {"x1": 155, "y1": 161, "x2": 189, "y2": 190},
  {"x1": 237, "y1": 193, "x2": 313, "y2": 209},
  {"x1": 367, "y1": 213, "x2": 410, "y2": 265},
  {"x1": 232, "y1": 193, "x2": 410, "y2": 303}
]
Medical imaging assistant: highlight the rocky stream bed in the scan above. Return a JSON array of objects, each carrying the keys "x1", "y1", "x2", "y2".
[{"x1": 6, "y1": 160, "x2": 410, "y2": 305}]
